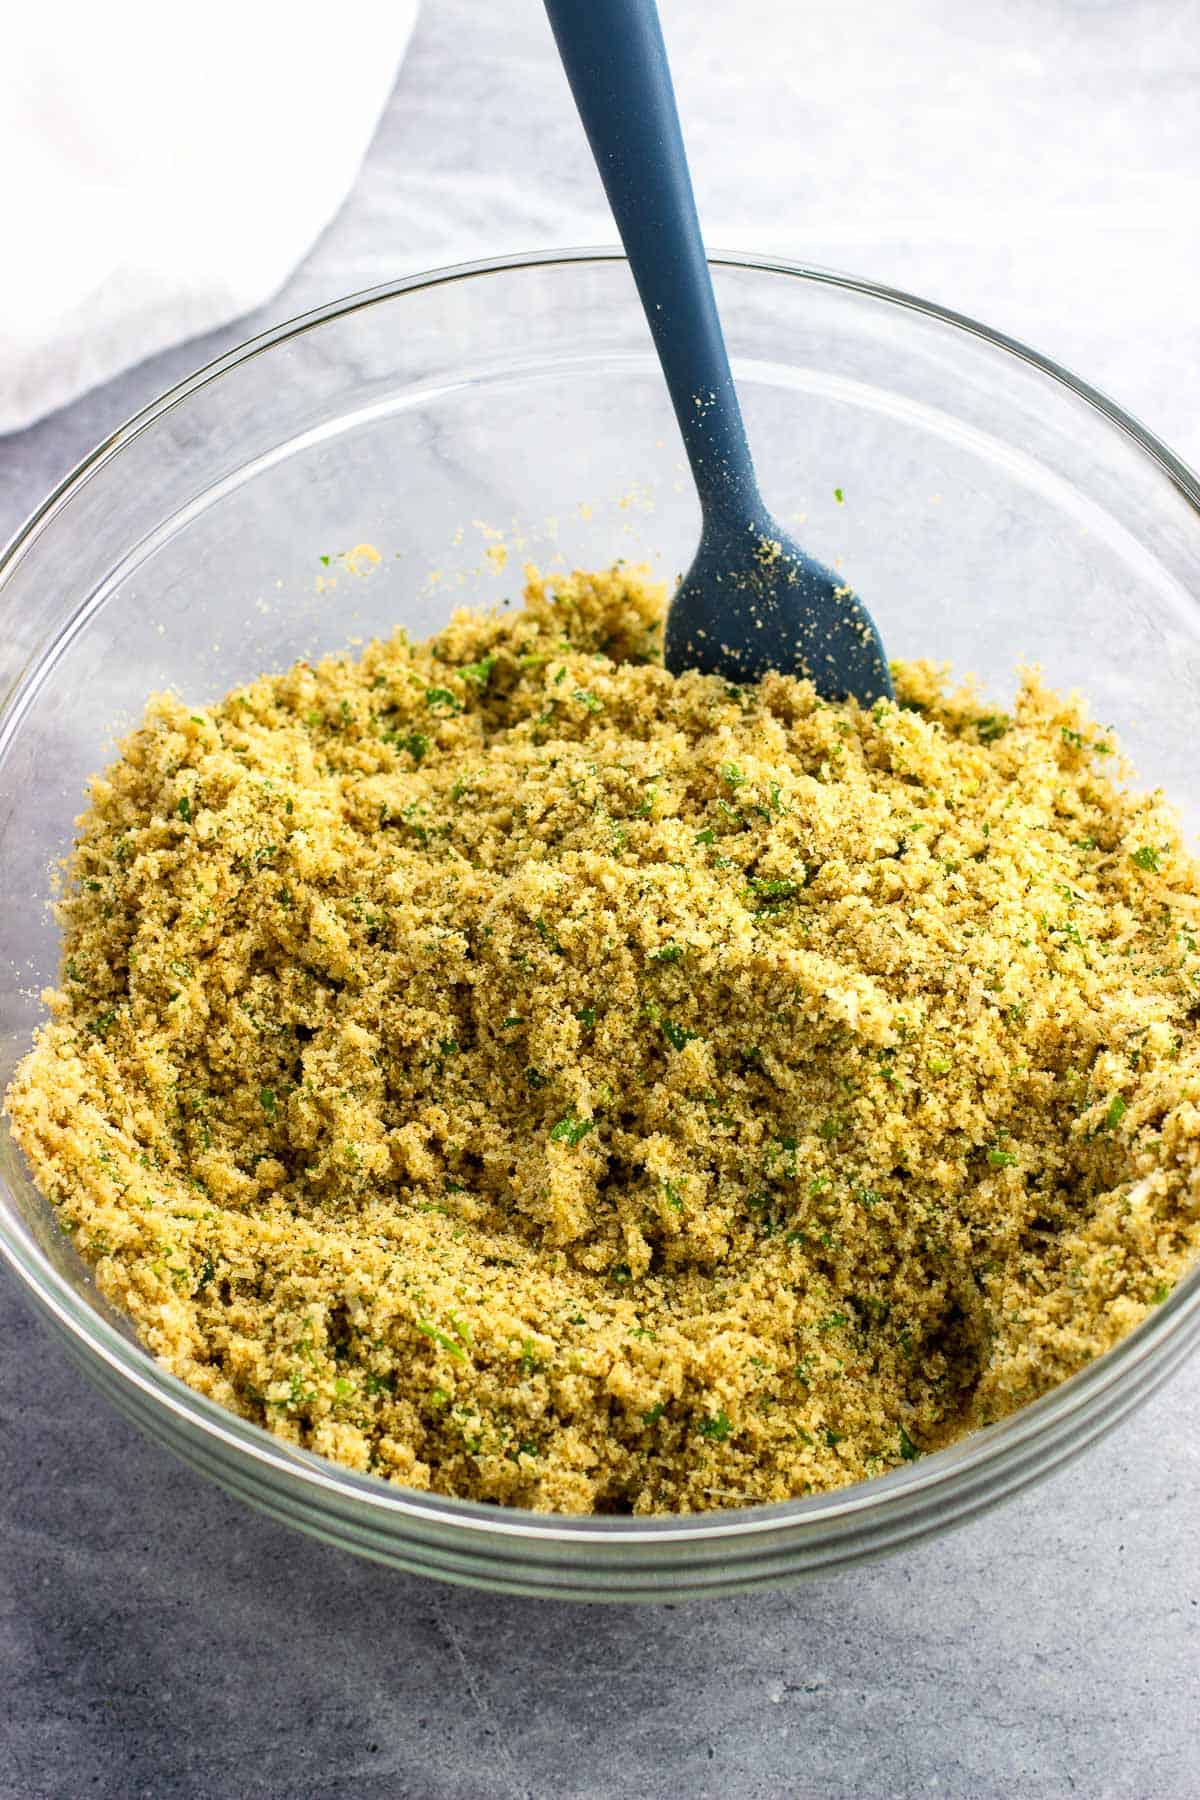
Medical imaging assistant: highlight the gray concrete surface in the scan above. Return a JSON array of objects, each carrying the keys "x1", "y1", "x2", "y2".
[{"x1": 2, "y1": 2, "x2": 1199, "y2": 1795}]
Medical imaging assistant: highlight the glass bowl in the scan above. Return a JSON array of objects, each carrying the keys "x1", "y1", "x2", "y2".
[{"x1": 3, "y1": 249, "x2": 1200, "y2": 1602}]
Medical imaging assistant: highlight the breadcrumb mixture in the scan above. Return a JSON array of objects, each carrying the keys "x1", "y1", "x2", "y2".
[{"x1": 7, "y1": 565, "x2": 1200, "y2": 1514}]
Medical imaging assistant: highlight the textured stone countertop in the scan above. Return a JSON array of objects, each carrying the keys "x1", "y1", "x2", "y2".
[{"x1": 2, "y1": 2, "x2": 1198, "y2": 1795}]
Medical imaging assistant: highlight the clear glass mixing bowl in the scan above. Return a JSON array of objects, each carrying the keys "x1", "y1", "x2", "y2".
[{"x1": 3, "y1": 250, "x2": 1200, "y2": 1601}]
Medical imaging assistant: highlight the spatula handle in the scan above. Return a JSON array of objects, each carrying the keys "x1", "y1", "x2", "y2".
[{"x1": 544, "y1": 0, "x2": 761, "y2": 521}]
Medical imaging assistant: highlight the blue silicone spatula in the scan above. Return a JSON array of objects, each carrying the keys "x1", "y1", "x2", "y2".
[{"x1": 544, "y1": 0, "x2": 892, "y2": 702}]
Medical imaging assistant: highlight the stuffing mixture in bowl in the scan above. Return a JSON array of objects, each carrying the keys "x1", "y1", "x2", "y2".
[{"x1": 7, "y1": 565, "x2": 1200, "y2": 1513}]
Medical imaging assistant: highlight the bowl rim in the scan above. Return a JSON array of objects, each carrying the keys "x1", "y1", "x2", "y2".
[{"x1": 3, "y1": 243, "x2": 1200, "y2": 1554}]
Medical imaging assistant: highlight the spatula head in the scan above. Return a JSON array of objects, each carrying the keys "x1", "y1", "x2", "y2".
[{"x1": 663, "y1": 516, "x2": 893, "y2": 704}]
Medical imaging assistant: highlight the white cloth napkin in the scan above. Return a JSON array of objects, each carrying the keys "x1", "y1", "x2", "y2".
[{"x1": 1, "y1": 3, "x2": 418, "y2": 435}]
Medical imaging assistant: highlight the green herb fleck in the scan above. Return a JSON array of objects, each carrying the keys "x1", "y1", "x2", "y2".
[
  {"x1": 535, "y1": 915, "x2": 564, "y2": 953},
  {"x1": 459, "y1": 653, "x2": 497, "y2": 687},
  {"x1": 698, "y1": 1410, "x2": 732, "y2": 1442},
  {"x1": 549, "y1": 1113, "x2": 595, "y2": 1147},
  {"x1": 386, "y1": 729, "x2": 428, "y2": 764},
  {"x1": 415, "y1": 1319, "x2": 466, "y2": 1361},
  {"x1": 1102, "y1": 1094, "x2": 1127, "y2": 1131},
  {"x1": 744, "y1": 877, "x2": 800, "y2": 904},
  {"x1": 425, "y1": 686, "x2": 463, "y2": 714}
]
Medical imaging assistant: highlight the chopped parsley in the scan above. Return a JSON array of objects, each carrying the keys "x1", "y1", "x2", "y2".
[
  {"x1": 534, "y1": 915, "x2": 564, "y2": 953},
  {"x1": 698, "y1": 1410, "x2": 732, "y2": 1442},
  {"x1": 385, "y1": 729, "x2": 429, "y2": 764},
  {"x1": 425, "y1": 686, "x2": 462, "y2": 714},
  {"x1": 549, "y1": 1113, "x2": 594, "y2": 1147},
  {"x1": 1102, "y1": 1094, "x2": 1127, "y2": 1131},
  {"x1": 744, "y1": 877, "x2": 800, "y2": 904},
  {"x1": 415, "y1": 1319, "x2": 466, "y2": 1361},
  {"x1": 459, "y1": 653, "x2": 497, "y2": 687}
]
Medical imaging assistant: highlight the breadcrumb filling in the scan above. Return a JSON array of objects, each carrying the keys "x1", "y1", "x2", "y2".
[{"x1": 7, "y1": 565, "x2": 1200, "y2": 1513}]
